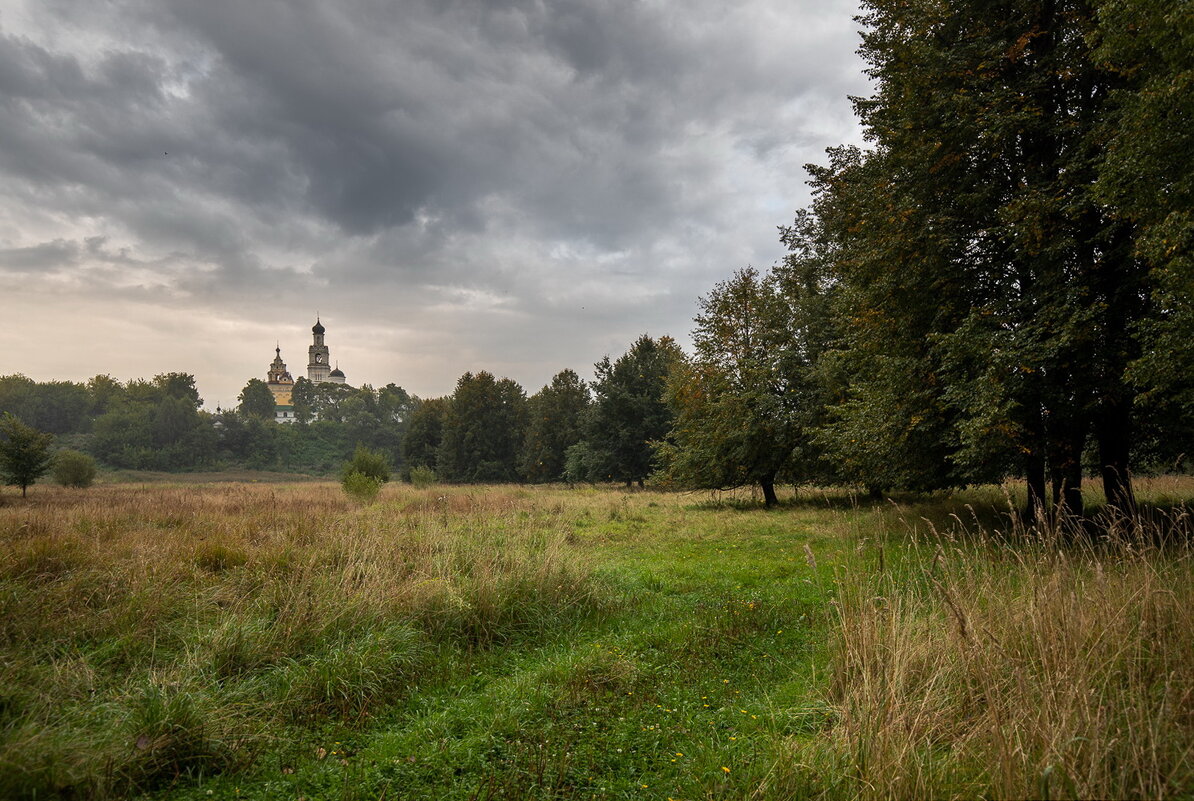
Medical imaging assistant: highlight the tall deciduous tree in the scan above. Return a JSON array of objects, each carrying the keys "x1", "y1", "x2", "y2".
[
  {"x1": 1097, "y1": 0, "x2": 1194, "y2": 472},
  {"x1": 582, "y1": 335, "x2": 681, "y2": 487},
  {"x1": 802, "y1": 0, "x2": 1170, "y2": 516},
  {"x1": 658, "y1": 267, "x2": 828, "y2": 506},
  {"x1": 520, "y1": 370, "x2": 590, "y2": 482},
  {"x1": 238, "y1": 378, "x2": 276, "y2": 420},
  {"x1": 437, "y1": 372, "x2": 528, "y2": 483},
  {"x1": 0, "y1": 413, "x2": 54, "y2": 497},
  {"x1": 402, "y1": 397, "x2": 448, "y2": 476}
]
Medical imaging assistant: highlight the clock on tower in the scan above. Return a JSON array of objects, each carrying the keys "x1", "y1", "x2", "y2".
[{"x1": 307, "y1": 317, "x2": 331, "y2": 382}]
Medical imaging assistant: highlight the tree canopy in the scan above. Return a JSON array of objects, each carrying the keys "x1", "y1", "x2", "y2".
[
  {"x1": 520, "y1": 370, "x2": 590, "y2": 483},
  {"x1": 577, "y1": 335, "x2": 681, "y2": 486},
  {"x1": 0, "y1": 413, "x2": 54, "y2": 497}
]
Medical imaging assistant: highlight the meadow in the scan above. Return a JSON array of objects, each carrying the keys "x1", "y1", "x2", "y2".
[{"x1": 0, "y1": 479, "x2": 1191, "y2": 800}]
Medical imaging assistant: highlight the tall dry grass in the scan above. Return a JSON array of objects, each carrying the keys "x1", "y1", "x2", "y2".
[
  {"x1": 0, "y1": 483, "x2": 609, "y2": 798},
  {"x1": 782, "y1": 502, "x2": 1194, "y2": 800}
]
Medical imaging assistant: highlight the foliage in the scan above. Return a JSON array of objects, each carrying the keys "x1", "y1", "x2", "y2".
[
  {"x1": 407, "y1": 465, "x2": 438, "y2": 488},
  {"x1": 563, "y1": 441, "x2": 604, "y2": 485},
  {"x1": 437, "y1": 372, "x2": 528, "y2": 483},
  {"x1": 658, "y1": 267, "x2": 833, "y2": 505},
  {"x1": 91, "y1": 377, "x2": 215, "y2": 471},
  {"x1": 401, "y1": 397, "x2": 448, "y2": 478},
  {"x1": 1095, "y1": 0, "x2": 1194, "y2": 468},
  {"x1": 341, "y1": 444, "x2": 391, "y2": 484},
  {"x1": 341, "y1": 469, "x2": 384, "y2": 503},
  {"x1": 52, "y1": 449, "x2": 97, "y2": 488},
  {"x1": 0, "y1": 413, "x2": 54, "y2": 497},
  {"x1": 289, "y1": 377, "x2": 316, "y2": 424},
  {"x1": 520, "y1": 369, "x2": 591, "y2": 482},
  {"x1": 775, "y1": 0, "x2": 1194, "y2": 516},
  {"x1": 0, "y1": 375, "x2": 92, "y2": 434},
  {"x1": 237, "y1": 378, "x2": 276, "y2": 420},
  {"x1": 577, "y1": 335, "x2": 682, "y2": 486}
]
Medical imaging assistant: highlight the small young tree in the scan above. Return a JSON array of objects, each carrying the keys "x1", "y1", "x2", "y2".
[
  {"x1": 340, "y1": 446, "x2": 390, "y2": 504},
  {"x1": 52, "y1": 449, "x2": 98, "y2": 488},
  {"x1": 0, "y1": 413, "x2": 54, "y2": 497},
  {"x1": 341, "y1": 445, "x2": 391, "y2": 483}
]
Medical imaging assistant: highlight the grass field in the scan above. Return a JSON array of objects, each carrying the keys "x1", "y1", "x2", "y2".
[{"x1": 1, "y1": 479, "x2": 1191, "y2": 799}]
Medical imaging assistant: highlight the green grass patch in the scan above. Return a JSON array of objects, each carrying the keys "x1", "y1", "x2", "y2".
[{"x1": 1, "y1": 480, "x2": 1190, "y2": 799}]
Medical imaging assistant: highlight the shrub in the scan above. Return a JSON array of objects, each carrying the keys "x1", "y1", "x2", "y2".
[
  {"x1": 408, "y1": 464, "x2": 438, "y2": 488},
  {"x1": 52, "y1": 450, "x2": 97, "y2": 488},
  {"x1": 342, "y1": 470, "x2": 383, "y2": 504},
  {"x1": 341, "y1": 445, "x2": 390, "y2": 483}
]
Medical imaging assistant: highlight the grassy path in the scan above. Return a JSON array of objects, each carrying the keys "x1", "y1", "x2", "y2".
[{"x1": 163, "y1": 491, "x2": 855, "y2": 800}]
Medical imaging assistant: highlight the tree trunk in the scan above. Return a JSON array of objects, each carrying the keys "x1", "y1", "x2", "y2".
[
  {"x1": 760, "y1": 479, "x2": 778, "y2": 508},
  {"x1": 1024, "y1": 397, "x2": 1048, "y2": 521},
  {"x1": 1089, "y1": 218, "x2": 1142, "y2": 519},
  {"x1": 1049, "y1": 417, "x2": 1085, "y2": 519},
  {"x1": 1096, "y1": 393, "x2": 1136, "y2": 516}
]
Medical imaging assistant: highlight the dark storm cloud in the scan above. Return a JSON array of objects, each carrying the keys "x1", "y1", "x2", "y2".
[{"x1": 0, "y1": 0, "x2": 867, "y2": 400}]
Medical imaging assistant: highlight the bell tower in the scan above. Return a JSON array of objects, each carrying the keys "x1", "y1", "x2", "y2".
[
  {"x1": 267, "y1": 345, "x2": 294, "y2": 403},
  {"x1": 307, "y1": 317, "x2": 331, "y2": 382}
]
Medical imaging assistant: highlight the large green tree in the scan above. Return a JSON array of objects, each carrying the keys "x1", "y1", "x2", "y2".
[
  {"x1": 402, "y1": 397, "x2": 448, "y2": 477},
  {"x1": 658, "y1": 267, "x2": 825, "y2": 506},
  {"x1": 581, "y1": 335, "x2": 681, "y2": 486},
  {"x1": 0, "y1": 413, "x2": 54, "y2": 497},
  {"x1": 238, "y1": 378, "x2": 276, "y2": 420},
  {"x1": 437, "y1": 372, "x2": 528, "y2": 483},
  {"x1": 520, "y1": 370, "x2": 590, "y2": 482},
  {"x1": 91, "y1": 375, "x2": 214, "y2": 470},
  {"x1": 1097, "y1": 0, "x2": 1194, "y2": 471},
  {"x1": 0, "y1": 375, "x2": 92, "y2": 434}
]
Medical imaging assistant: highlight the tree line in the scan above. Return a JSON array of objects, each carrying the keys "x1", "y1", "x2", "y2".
[
  {"x1": 655, "y1": 0, "x2": 1192, "y2": 515},
  {"x1": 0, "y1": 333, "x2": 683, "y2": 486},
  {"x1": 0, "y1": 372, "x2": 416, "y2": 476}
]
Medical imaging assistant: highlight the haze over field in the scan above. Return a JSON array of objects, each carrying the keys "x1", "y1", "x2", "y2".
[{"x1": 0, "y1": 0, "x2": 868, "y2": 407}]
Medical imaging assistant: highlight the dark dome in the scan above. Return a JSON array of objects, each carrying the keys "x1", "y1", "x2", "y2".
[
  {"x1": 312, "y1": 318, "x2": 325, "y2": 334},
  {"x1": 329, "y1": 367, "x2": 345, "y2": 377}
]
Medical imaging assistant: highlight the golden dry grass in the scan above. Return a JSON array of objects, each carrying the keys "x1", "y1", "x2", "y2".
[
  {"x1": 0, "y1": 482, "x2": 609, "y2": 797},
  {"x1": 779, "y1": 485, "x2": 1194, "y2": 801}
]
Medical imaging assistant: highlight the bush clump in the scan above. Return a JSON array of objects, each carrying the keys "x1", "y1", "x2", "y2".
[
  {"x1": 342, "y1": 470, "x2": 384, "y2": 504},
  {"x1": 341, "y1": 446, "x2": 390, "y2": 503},
  {"x1": 341, "y1": 445, "x2": 390, "y2": 483},
  {"x1": 408, "y1": 465, "x2": 437, "y2": 488},
  {"x1": 52, "y1": 450, "x2": 97, "y2": 488}
]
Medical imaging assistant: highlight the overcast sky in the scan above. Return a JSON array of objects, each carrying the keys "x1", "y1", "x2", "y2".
[{"x1": 0, "y1": 0, "x2": 868, "y2": 408}]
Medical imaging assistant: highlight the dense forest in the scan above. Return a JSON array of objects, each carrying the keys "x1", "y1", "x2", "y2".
[{"x1": 2, "y1": 0, "x2": 1191, "y2": 516}]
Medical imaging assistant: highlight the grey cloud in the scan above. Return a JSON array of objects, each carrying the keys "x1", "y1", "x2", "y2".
[{"x1": 0, "y1": 0, "x2": 867, "y2": 403}]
